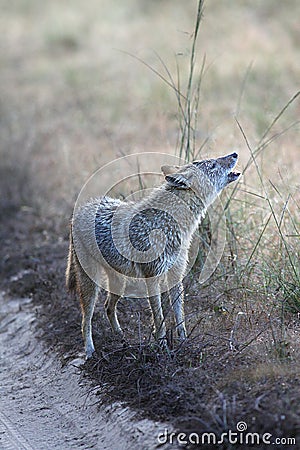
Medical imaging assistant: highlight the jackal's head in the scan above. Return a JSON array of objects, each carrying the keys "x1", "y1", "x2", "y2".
[{"x1": 162, "y1": 152, "x2": 240, "y2": 206}]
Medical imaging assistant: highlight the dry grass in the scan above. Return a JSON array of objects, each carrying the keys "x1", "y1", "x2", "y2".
[
  {"x1": 1, "y1": 0, "x2": 299, "y2": 205},
  {"x1": 1, "y1": 0, "x2": 300, "y2": 444}
]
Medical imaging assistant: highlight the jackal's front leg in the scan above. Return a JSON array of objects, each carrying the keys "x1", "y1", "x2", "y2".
[
  {"x1": 169, "y1": 282, "x2": 187, "y2": 340},
  {"x1": 148, "y1": 294, "x2": 166, "y2": 341}
]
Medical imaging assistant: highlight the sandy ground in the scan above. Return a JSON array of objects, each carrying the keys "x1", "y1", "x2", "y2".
[{"x1": 0, "y1": 292, "x2": 172, "y2": 450}]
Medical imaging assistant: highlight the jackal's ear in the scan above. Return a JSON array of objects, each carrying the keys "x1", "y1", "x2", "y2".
[
  {"x1": 164, "y1": 172, "x2": 192, "y2": 189},
  {"x1": 161, "y1": 165, "x2": 180, "y2": 176}
]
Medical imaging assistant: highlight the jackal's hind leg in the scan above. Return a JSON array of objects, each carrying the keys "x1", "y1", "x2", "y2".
[
  {"x1": 78, "y1": 268, "x2": 99, "y2": 359},
  {"x1": 105, "y1": 272, "x2": 125, "y2": 335},
  {"x1": 105, "y1": 292, "x2": 123, "y2": 335}
]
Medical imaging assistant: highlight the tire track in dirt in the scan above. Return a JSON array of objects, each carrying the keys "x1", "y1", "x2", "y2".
[
  {"x1": 0, "y1": 410, "x2": 34, "y2": 450},
  {"x1": 0, "y1": 292, "x2": 172, "y2": 450}
]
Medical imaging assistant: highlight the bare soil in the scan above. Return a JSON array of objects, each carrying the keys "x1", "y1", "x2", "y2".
[{"x1": 0, "y1": 296, "x2": 169, "y2": 450}]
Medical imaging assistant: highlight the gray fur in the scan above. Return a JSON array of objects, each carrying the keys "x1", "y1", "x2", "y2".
[{"x1": 66, "y1": 153, "x2": 240, "y2": 358}]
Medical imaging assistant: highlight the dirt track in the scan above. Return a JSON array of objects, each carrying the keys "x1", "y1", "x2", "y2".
[{"x1": 0, "y1": 290, "x2": 173, "y2": 450}]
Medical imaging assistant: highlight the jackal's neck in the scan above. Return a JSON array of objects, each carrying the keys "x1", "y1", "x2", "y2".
[
  {"x1": 141, "y1": 184, "x2": 206, "y2": 234},
  {"x1": 165, "y1": 185, "x2": 206, "y2": 221}
]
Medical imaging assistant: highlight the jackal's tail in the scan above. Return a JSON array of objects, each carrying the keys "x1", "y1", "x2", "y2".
[{"x1": 66, "y1": 222, "x2": 77, "y2": 293}]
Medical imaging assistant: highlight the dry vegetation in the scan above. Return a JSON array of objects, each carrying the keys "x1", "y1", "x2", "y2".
[{"x1": 1, "y1": 0, "x2": 300, "y2": 447}]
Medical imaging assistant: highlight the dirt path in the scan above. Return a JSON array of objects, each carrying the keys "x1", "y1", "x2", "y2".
[{"x1": 0, "y1": 292, "x2": 172, "y2": 450}]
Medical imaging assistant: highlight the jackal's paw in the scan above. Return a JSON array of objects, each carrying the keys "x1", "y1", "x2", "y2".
[
  {"x1": 85, "y1": 347, "x2": 96, "y2": 360},
  {"x1": 177, "y1": 327, "x2": 187, "y2": 341},
  {"x1": 114, "y1": 327, "x2": 124, "y2": 338},
  {"x1": 155, "y1": 334, "x2": 168, "y2": 349}
]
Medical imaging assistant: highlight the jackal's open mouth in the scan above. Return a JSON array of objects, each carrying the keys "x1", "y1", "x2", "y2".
[{"x1": 228, "y1": 171, "x2": 241, "y2": 183}]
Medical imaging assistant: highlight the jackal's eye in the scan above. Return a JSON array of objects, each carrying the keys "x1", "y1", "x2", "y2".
[{"x1": 211, "y1": 161, "x2": 217, "y2": 170}]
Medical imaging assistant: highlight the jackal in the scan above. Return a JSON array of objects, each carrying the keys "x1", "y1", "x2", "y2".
[{"x1": 66, "y1": 153, "x2": 240, "y2": 358}]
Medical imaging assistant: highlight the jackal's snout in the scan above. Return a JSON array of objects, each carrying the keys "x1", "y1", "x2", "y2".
[
  {"x1": 218, "y1": 152, "x2": 238, "y2": 168},
  {"x1": 220, "y1": 152, "x2": 240, "y2": 183}
]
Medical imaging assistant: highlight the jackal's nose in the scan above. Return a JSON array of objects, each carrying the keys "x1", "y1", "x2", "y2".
[{"x1": 230, "y1": 152, "x2": 238, "y2": 159}]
